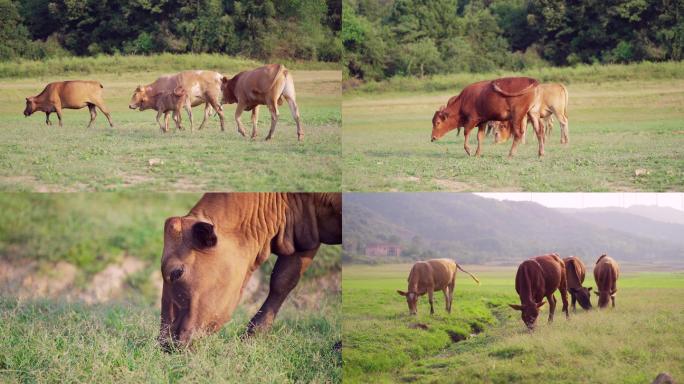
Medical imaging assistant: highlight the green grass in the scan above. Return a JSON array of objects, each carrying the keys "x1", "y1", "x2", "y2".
[
  {"x1": 342, "y1": 72, "x2": 684, "y2": 191},
  {"x1": 0, "y1": 53, "x2": 340, "y2": 79},
  {"x1": 0, "y1": 294, "x2": 341, "y2": 383},
  {"x1": 0, "y1": 69, "x2": 341, "y2": 191},
  {"x1": 342, "y1": 264, "x2": 684, "y2": 383}
]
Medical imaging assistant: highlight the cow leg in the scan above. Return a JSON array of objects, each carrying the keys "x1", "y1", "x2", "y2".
[
  {"x1": 558, "y1": 114, "x2": 569, "y2": 144},
  {"x1": 456, "y1": 127, "x2": 461, "y2": 136},
  {"x1": 443, "y1": 288, "x2": 450, "y2": 313},
  {"x1": 284, "y1": 95, "x2": 303, "y2": 141},
  {"x1": 164, "y1": 112, "x2": 171, "y2": 133},
  {"x1": 198, "y1": 103, "x2": 211, "y2": 131},
  {"x1": 185, "y1": 103, "x2": 194, "y2": 132},
  {"x1": 462, "y1": 121, "x2": 478, "y2": 156},
  {"x1": 570, "y1": 292, "x2": 577, "y2": 312},
  {"x1": 174, "y1": 111, "x2": 183, "y2": 131},
  {"x1": 530, "y1": 114, "x2": 545, "y2": 157},
  {"x1": 428, "y1": 290, "x2": 434, "y2": 315},
  {"x1": 207, "y1": 97, "x2": 225, "y2": 132},
  {"x1": 448, "y1": 278, "x2": 455, "y2": 314},
  {"x1": 265, "y1": 103, "x2": 280, "y2": 141},
  {"x1": 55, "y1": 107, "x2": 63, "y2": 128},
  {"x1": 250, "y1": 105, "x2": 259, "y2": 139},
  {"x1": 86, "y1": 104, "x2": 97, "y2": 129},
  {"x1": 508, "y1": 117, "x2": 526, "y2": 157},
  {"x1": 45, "y1": 112, "x2": 52, "y2": 126},
  {"x1": 246, "y1": 247, "x2": 317, "y2": 335},
  {"x1": 156, "y1": 111, "x2": 165, "y2": 133},
  {"x1": 234, "y1": 103, "x2": 247, "y2": 137},
  {"x1": 475, "y1": 123, "x2": 486, "y2": 157},
  {"x1": 547, "y1": 293, "x2": 557, "y2": 323},
  {"x1": 93, "y1": 101, "x2": 114, "y2": 128},
  {"x1": 611, "y1": 294, "x2": 616, "y2": 308}
]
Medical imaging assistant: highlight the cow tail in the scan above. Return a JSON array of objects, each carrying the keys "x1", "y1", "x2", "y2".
[
  {"x1": 562, "y1": 84, "x2": 569, "y2": 119},
  {"x1": 457, "y1": 264, "x2": 480, "y2": 285},
  {"x1": 100, "y1": 83, "x2": 104, "y2": 89},
  {"x1": 491, "y1": 79, "x2": 539, "y2": 97}
]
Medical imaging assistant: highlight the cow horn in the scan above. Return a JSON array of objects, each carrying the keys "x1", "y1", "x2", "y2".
[{"x1": 508, "y1": 304, "x2": 523, "y2": 311}]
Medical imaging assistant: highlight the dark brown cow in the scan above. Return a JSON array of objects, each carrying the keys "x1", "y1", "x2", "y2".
[
  {"x1": 24, "y1": 80, "x2": 114, "y2": 128},
  {"x1": 221, "y1": 64, "x2": 302, "y2": 141},
  {"x1": 563, "y1": 256, "x2": 592, "y2": 311},
  {"x1": 159, "y1": 193, "x2": 341, "y2": 348},
  {"x1": 431, "y1": 77, "x2": 544, "y2": 157},
  {"x1": 397, "y1": 259, "x2": 480, "y2": 315},
  {"x1": 509, "y1": 253, "x2": 569, "y2": 330},
  {"x1": 593, "y1": 254, "x2": 620, "y2": 308}
]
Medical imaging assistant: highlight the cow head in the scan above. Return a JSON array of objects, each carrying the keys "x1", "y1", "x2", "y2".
[
  {"x1": 397, "y1": 290, "x2": 419, "y2": 315},
  {"x1": 159, "y1": 216, "x2": 257, "y2": 349},
  {"x1": 173, "y1": 86, "x2": 188, "y2": 106},
  {"x1": 220, "y1": 76, "x2": 237, "y2": 104},
  {"x1": 23, "y1": 97, "x2": 36, "y2": 117},
  {"x1": 431, "y1": 105, "x2": 458, "y2": 142},
  {"x1": 595, "y1": 289, "x2": 615, "y2": 308},
  {"x1": 492, "y1": 121, "x2": 512, "y2": 144},
  {"x1": 509, "y1": 301, "x2": 545, "y2": 330},
  {"x1": 569, "y1": 286, "x2": 593, "y2": 310},
  {"x1": 129, "y1": 85, "x2": 150, "y2": 110}
]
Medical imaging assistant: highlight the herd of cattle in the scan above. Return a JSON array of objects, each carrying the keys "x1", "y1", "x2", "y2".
[
  {"x1": 22, "y1": 64, "x2": 303, "y2": 140},
  {"x1": 398, "y1": 254, "x2": 620, "y2": 330},
  {"x1": 431, "y1": 77, "x2": 569, "y2": 158}
]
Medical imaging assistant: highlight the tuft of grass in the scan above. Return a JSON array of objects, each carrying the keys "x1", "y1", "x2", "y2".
[
  {"x1": 0, "y1": 294, "x2": 341, "y2": 383},
  {"x1": 342, "y1": 264, "x2": 684, "y2": 383}
]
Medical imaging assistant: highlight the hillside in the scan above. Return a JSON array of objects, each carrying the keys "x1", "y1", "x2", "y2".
[{"x1": 343, "y1": 193, "x2": 684, "y2": 265}]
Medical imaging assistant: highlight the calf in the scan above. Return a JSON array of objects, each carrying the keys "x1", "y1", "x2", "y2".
[
  {"x1": 24, "y1": 80, "x2": 114, "y2": 128},
  {"x1": 397, "y1": 259, "x2": 480, "y2": 315},
  {"x1": 593, "y1": 254, "x2": 620, "y2": 308},
  {"x1": 221, "y1": 64, "x2": 303, "y2": 141},
  {"x1": 509, "y1": 253, "x2": 569, "y2": 330},
  {"x1": 153, "y1": 87, "x2": 188, "y2": 133},
  {"x1": 563, "y1": 256, "x2": 592, "y2": 311}
]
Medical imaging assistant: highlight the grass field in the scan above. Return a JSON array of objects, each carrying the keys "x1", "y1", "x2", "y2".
[
  {"x1": 342, "y1": 65, "x2": 684, "y2": 191},
  {"x1": 342, "y1": 263, "x2": 684, "y2": 383},
  {"x1": 0, "y1": 291, "x2": 340, "y2": 383},
  {"x1": 0, "y1": 67, "x2": 340, "y2": 192}
]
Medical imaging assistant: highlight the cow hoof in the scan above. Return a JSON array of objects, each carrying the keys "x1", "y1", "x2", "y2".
[{"x1": 297, "y1": 135, "x2": 304, "y2": 141}]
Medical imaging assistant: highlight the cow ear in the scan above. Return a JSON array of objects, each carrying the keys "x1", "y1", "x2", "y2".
[
  {"x1": 135, "y1": 85, "x2": 142, "y2": 91},
  {"x1": 173, "y1": 86, "x2": 184, "y2": 96},
  {"x1": 191, "y1": 222, "x2": 217, "y2": 249},
  {"x1": 509, "y1": 304, "x2": 523, "y2": 311},
  {"x1": 537, "y1": 301, "x2": 546, "y2": 308},
  {"x1": 397, "y1": 290, "x2": 407, "y2": 296},
  {"x1": 221, "y1": 76, "x2": 229, "y2": 84}
]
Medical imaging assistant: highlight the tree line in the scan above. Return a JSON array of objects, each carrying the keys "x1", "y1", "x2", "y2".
[
  {"x1": 343, "y1": 0, "x2": 684, "y2": 80},
  {"x1": 0, "y1": 0, "x2": 341, "y2": 62}
]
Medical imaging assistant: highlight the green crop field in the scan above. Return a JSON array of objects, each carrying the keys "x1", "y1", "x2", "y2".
[
  {"x1": 342, "y1": 63, "x2": 684, "y2": 192},
  {"x1": 0, "y1": 56, "x2": 341, "y2": 192},
  {"x1": 342, "y1": 263, "x2": 684, "y2": 384}
]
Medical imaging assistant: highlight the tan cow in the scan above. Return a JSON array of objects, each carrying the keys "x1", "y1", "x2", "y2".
[
  {"x1": 593, "y1": 254, "x2": 620, "y2": 308},
  {"x1": 397, "y1": 259, "x2": 480, "y2": 315},
  {"x1": 492, "y1": 83, "x2": 569, "y2": 144},
  {"x1": 221, "y1": 64, "x2": 303, "y2": 141},
  {"x1": 159, "y1": 193, "x2": 341, "y2": 348},
  {"x1": 129, "y1": 70, "x2": 225, "y2": 132},
  {"x1": 153, "y1": 87, "x2": 188, "y2": 133},
  {"x1": 23, "y1": 80, "x2": 114, "y2": 128}
]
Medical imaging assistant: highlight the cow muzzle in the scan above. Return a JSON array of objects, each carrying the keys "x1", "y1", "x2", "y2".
[
  {"x1": 431, "y1": 136, "x2": 437, "y2": 142},
  {"x1": 128, "y1": 104, "x2": 138, "y2": 110}
]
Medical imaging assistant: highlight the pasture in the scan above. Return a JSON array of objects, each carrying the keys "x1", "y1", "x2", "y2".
[
  {"x1": 0, "y1": 57, "x2": 341, "y2": 192},
  {"x1": 342, "y1": 63, "x2": 684, "y2": 192},
  {"x1": 342, "y1": 263, "x2": 684, "y2": 383}
]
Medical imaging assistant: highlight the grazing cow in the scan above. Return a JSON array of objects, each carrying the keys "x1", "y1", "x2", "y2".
[
  {"x1": 158, "y1": 193, "x2": 341, "y2": 348},
  {"x1": 430, "y1": 77, "x2": 544, "y2": 157},
  {"x1": 129, "y1": 70, "x2": 225, "y2": 132},
  {"x1": 153, "y1": 87, "x2": 188, "y2": 133},
  {"x1": 491, "y1": 83, "x2": 569, "y2": 144},
  {"x1": 509, "y1": 253, "x2": 569, "y2": 330},
  {"x1": 397, "y1": 259, "x2": 480, "y2": 315},
  {"x1": 221, "y1": 64, "x2": 303, "y2": 141},
  {"x1": 23, "y1": 80, "x2": 114, "y2": 128},
  {"x1": 593, "y1": 254, "x2": 620, "y2": 308},
  {"x1": 563, "y1": 256, "x2": 592, "y2": 311}
]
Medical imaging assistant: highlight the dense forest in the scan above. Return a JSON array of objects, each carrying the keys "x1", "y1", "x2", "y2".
[
  {"x1": 343, "y1": 0, "x2": 684, "y2": 80},
  {"x1": 0, "y1": 0, "x2": 341, "y2": 62}
]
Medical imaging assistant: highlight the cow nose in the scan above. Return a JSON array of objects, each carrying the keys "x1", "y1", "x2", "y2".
[
  {"x1": 169, "y1": 266, "x2": 185, "y2": 282},
  {"x1": 431, "y1": 137, "x2": 436, "y2": 142}
]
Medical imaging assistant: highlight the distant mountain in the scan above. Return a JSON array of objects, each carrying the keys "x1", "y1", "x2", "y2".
[{"x1": 343, "y1": 194, "x2": 683, "y2": 265}]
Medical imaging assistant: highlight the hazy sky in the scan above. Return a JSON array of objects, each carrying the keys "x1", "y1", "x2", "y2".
[{"x1": 475, "y1": 193, "x2": 684, "y2": 212}]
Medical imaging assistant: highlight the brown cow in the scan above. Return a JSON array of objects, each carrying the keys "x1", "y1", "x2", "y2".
[
  {"x1": 431, "y1": 77, "x2": 544, "y2": 157},
  {"x1": 509, "y1": 253, "x2": 569, "y2": 330},
  {"x1": 563, "y1": 256, "x2": 592, "y2": 311},
  {"x1": 158, "y1": 193, "x2": 341, "y2": 348},
  {"x1": 397, "y1": 259, "x2": 480, "y2": 315},
  {"x1": 593, "y1": 254, "x2": 620, "y2": 308},
  {"x1": 491, "y1": 83, "x2": 569, "y2": 144},
  {"x1": 23, "y1": 80, "x2": 114, "y2": 128},
  {"x1": 221, "y1": 64, "x2": 303, "y2": 141},
  {"x1": 129, "y1": 70, "x2": 225, "y2": 132},
  {"x1": 153, "y1": 87, "x2": 188, "y2": 133}
]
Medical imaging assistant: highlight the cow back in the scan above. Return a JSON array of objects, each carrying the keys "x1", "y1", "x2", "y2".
[{"x1": 563, "y1": 256, "x2": 586, "y2": 289}]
